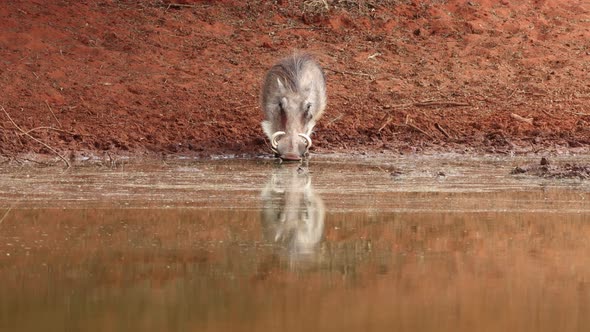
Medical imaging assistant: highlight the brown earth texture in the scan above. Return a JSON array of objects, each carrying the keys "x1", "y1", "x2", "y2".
[{"x1": 1, "y1": 0, "x2": 589, "y2": 162}]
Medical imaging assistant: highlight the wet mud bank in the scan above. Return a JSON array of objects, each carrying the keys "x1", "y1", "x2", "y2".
[{"x1": 1, "y1": 1, "x2": 589, "y2": 158}]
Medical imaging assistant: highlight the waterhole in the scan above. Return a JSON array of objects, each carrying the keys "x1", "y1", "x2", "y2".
[{"x1": 1, "y1": 155, "x2": 589, "y2": 332}]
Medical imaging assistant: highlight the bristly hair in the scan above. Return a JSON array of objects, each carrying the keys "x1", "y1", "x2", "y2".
[{"x1": 267, "y1": 53, "x2": 318, "y2": 93}]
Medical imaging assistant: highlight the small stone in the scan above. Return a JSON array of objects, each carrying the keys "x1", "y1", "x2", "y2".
[
  {"x1": 390, "y1": 170, "x2": 403, "y2": 177},
  {"x1": 511, "y1": 166, "x2": 527, "y2": 174}
]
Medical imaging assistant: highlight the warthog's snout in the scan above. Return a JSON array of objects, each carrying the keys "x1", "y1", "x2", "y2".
[{"x1": 271, "y1": 131, "x2": 312, "y2": 161}]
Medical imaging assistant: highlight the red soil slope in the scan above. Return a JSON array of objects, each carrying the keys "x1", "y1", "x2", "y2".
[{"x1": 1, "y1": 0, "x2": 589, "y2": 160}]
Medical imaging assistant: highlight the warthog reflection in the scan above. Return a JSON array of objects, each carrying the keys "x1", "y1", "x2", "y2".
[{"x1": 261, "y1": 165, "x2": 325, "y2": 258}]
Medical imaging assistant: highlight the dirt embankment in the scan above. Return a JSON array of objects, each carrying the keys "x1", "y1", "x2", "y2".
[{"x1": 1, "y1": 0, "x2": 589, "y2": 162}]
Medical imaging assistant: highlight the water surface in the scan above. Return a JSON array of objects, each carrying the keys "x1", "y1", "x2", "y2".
[{"x1": 1, "y1": 155, "x2": 590, "y2": 332}]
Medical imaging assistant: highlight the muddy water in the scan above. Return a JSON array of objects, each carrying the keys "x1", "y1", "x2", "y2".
[{"x1": 1, "y1": 156, "x2": 590, "y2": 332}]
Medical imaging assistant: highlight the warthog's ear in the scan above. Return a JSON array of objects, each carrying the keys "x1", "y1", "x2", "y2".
[{"x1": 277, "y1": 78, "x2": 286, "y2": 94}]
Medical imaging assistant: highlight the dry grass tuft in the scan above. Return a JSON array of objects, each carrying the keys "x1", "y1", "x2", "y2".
[{"x1": 302, "y1": 0, "x2": 330, "y2": 22}]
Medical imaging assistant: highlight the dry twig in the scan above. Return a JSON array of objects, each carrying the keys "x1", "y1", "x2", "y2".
[
  {"x1": 405, "y1": 115, "x2": 433, "y2": 139},
  {"x1": 44, "y1": 101, "x2": 61, "y2": 128},
  {"x1": 510, "y1": 113, "x2": 534, "y2": 125},
  {"x1": 327, "y1": 113, "x2": 344, "y2": 126},
  {"x1": 406, "y1": 123, "x2": 433, "y2": 139},
  {"x1": 541, "y1": 110, "x2": 561, "y2": 119},
  {"x1": 378, "y1": 117, "x2": 393, "y2": 132},
  {"x1": 565, "y1": 110, "x2": 590, "y2": 116},
  {"x1": 271, "y1": 24, "x2": 325, "y2": 31},
  {"x1": 164, "y1": 3, "x2": 199, "y2": 10},
  {"x1": 1, "y1": 106, "x2": 70, "y2": 168},
  {"x1": 232, "y1": 104, "x2": 258, "y2": 110},
  {"x1": 19, "y1": 126, "x2": 82, "y2": 136},
  {"x1": 387, "y1": 100, "x2": 471, "y2": 109},
  {"x1": 434, "y1": 123, "x2": 451, "y2": 138},
  {"x1": 414, "y1": 100, "x2": 471, "y2": 107},
  {"x1": 324, "y1": 67, "x2": 375, "y2": 80},
  {"x1": 378, "y1": 115, "x2": 434, "y2": 138}
]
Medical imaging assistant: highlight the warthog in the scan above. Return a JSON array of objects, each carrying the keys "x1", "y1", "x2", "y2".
[{"x1": 261, "y1": 53, "x2": 327, "y2": 161}]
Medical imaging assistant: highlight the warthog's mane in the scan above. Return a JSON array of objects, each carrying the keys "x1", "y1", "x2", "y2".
[{"x1": 267, "y1": 53, "x2": 324, "y2": 93}]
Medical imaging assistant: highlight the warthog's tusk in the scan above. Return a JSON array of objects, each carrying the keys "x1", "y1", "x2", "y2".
[
  {"x1": 271, "y1": 131, "x2": 286, "y2": 152},
  {"x1": 298, "y1": 133, "x2": 312, "y2": 149}
]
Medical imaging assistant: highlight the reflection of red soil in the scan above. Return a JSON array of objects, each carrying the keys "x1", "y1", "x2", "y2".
[{"x1": 1, "y1": 1, "x2": 589, "y2": 160}]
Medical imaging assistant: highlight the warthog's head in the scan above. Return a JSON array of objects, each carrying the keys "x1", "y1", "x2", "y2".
[
  {"x1": 261, "y1": 53, "x2": 327, "y2": 161},
  {"x1": 268, "y1": 81, "x2": 314, "y2": 161}
]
